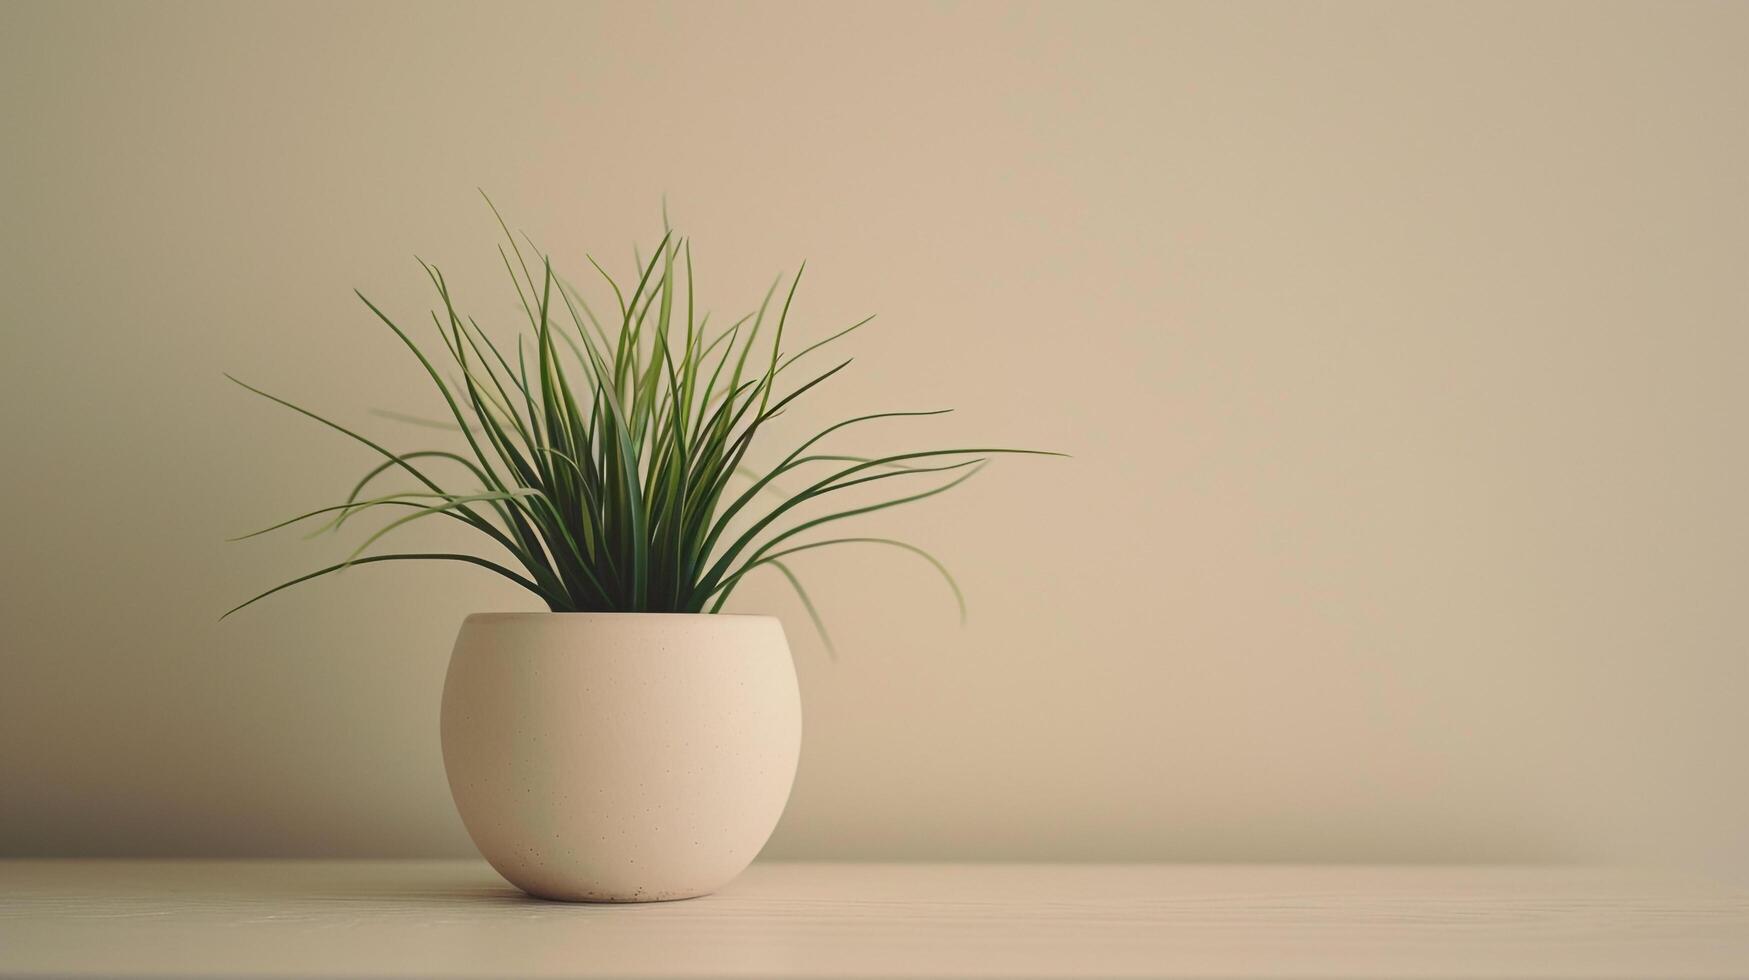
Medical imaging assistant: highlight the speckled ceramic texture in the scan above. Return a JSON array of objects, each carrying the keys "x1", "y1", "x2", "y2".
[{"x1": 440, "y1": 613, "x2": 801, "y2": 903}]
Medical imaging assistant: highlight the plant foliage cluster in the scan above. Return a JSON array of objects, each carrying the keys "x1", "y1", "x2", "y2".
[{"x1": 227, "y1": 202, "x2": 1049, "y2": 649}]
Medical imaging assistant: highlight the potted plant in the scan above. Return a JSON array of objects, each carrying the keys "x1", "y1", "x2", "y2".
[{"x1": 226, "y1": 202, "x2": 1050, "y2": 902}]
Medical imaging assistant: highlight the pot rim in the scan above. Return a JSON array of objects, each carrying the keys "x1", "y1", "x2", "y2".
[{"x1": 463, "y1": 611, "x2": 779, "y2": 623}]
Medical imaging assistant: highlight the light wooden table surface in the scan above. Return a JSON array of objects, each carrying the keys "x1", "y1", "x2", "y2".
[{"x1": 1, "y1": 860, "x2": 1745, "y2": 978}]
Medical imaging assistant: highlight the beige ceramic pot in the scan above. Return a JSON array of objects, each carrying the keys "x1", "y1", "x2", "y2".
[{"x1": 439, "y1": 613, "x2": 801, "y2": 902}]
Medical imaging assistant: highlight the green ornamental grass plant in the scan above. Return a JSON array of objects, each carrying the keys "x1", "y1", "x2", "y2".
[{"x1": 226, "y1": 201, "x2": 1054, "y2": 651}]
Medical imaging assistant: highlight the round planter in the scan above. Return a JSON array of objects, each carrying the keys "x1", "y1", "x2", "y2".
[{"x1": 439, "y1": 612, "x2": 801, "y2": 902}]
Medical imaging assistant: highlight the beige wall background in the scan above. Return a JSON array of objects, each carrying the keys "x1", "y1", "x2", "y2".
[{"x1": 2, "y1": 1, "x2": 1744, "y2": 871}]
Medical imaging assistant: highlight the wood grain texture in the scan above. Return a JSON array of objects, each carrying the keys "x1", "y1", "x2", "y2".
[{"x1": 1, "y1": 861, "x2": 1745, "y2": 978}]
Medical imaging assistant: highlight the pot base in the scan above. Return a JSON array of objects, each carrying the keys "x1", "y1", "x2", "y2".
[{"x1": 515, "y1": 883, "x2": 714, "y2": 904}]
